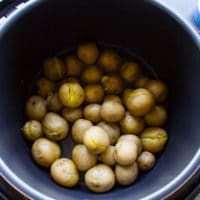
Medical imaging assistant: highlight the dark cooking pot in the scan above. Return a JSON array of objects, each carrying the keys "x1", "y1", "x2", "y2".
[{"x1": 0, "y1": 0, "x2": 199, "y2": 199}]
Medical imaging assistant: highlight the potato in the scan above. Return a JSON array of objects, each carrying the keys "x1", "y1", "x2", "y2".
[
  {"x1": 25, "y1": 95, "x2": 47, "y2": 120},
  {"x1": 99, "y1": 146, "x2": 116, "y2": 166},
  {"x1": 140, "y1": 127, "x2": 168, "y2": 153},
  {"x1": 123, "y1": 88, "x2": 134, "y2": 105},
  {"x1": 36, "y1": 78, "x2": 56, "y2": 98},
  {"x1": 85, "y1": 164, "x2": 115, "y2": 193},
  {"x1": 97, "y1": 121, "x2": 120, "y2": 145},
  {"x1": 31, "y1": 138, "x2": 61, "y2": 167},
  {"x1": 83, "y1": 104, "x2": 101, "y2": 123},
  {"x1": 118, "y1": 134, "x2": 143, "y2": 155},
  {"x1": 72, "y1": 119, "x2": 93, "y2": 143},
  {"x1": 22, "y1": 120, "x2": 43, "y2": 141},
  {"x1": 83, "y1": 126, "x2": 110, "y2": 154},
  {"x1": 98, "y1": 50, "x2": 120, "y2": 72},
  {"x1": 101, "y1": 74, "x2": 123, "y2": 94},
  {"x1": 42, "y1": 112, "x2": 69, "y2": 141},
  {"x1": 62, "y1": 107, "x2": 82, "y2": 123},
  {"x1": 43, "y1": 57, "x2": 65, "y2": 81},
  {"x1": 58, "y1": 77, "x2": 79, "y2": 88},
  {"x1": 77, "y1": 43, "x2": 99, "y2": 64},
  {"x1": 115, "y1": 162, "x2": 138, "y2": 185},
  {"x1": 137, "y1": 151, "x2": 155, "y2": 172},
  {"x1": 126, "y1": 88, "x2": 155, "y2": 116},
  {"x1": 144, "y1": 105, "x2": 167, "y2": 127},
  {"x1": 144, "y1": 79, "x2": 168, "y2": 103},
  {"x1": 72, "y1": 144, "x2": 97, "y2": 171},
  {"x1": 64, "y1": 55, "x2": 82, "y2": 76},
  {"x1": 101, "y1": 101, "x2": 125, "y2": 122},
  {"x1": 104, "y1": 95, "x2": 122, "y2": 104},
  {"x1": 46, "y1": 93, "x2": 63, "y2": 112},
  {"x1": 120, "y1": 112, "x2": 144, "y2": 135},
  {"x1": 59, "y1": 82, "x2": 85, "y2": 108},
  {"x1": 84, "y1": 84, "x2": 104, "y2": 103},
  {"x1": 50, "y1": 158, "x2": 79, "y2": 187},
  {"x1": 121, "y1": 62, "x2": 140, "y2": 82},
  {"x1": 82, "y1": 65, "x2": 102, "y2": 83},
  {"x1": 114, "y1": 140, "x2": 138, "y2": 165},
  {"x1": 135, "y1": 76, "x2": 149, "y2": 88}
]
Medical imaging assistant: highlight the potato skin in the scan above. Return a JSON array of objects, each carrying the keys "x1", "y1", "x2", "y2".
[
  {"x1": 82, "y1": 65, "x2": 102, "y2": 83},
  {"x1": 62, "y1": 107, "x2": 82, "y2": 123},
  {"x1": 83, "y1": 104, "x2": 102, "y2": 123},
  {"x1": 115, "y1": 162, "x2": 138, "y2": 185},
  {"x1": 72, "y1": 119, "x2": 93, "y2": 144},
  {"x1": 85, "y1": 164, "x2": 115, "y2": 193},
  {"x1": 46, "y1": 93, "x2": 63, "y2": 112},
  {"x1": 42, "y1": 112, "x2": 69, "y2": 141},
  {"x1": 72, "y1": 144, "x2": 97, "y2": 171},
  {"x1": 50, "y1": 158, "x2": 79, "y2": 187},
  {"x1": 25, "y1": 95, "x2": 47, "y2": 120},
  {"x1": 99, "y1": 145, "x2": 116, "y2": 166},
  {"x1": 31, "y1": 138, "x2": 61, "y2": 167}
]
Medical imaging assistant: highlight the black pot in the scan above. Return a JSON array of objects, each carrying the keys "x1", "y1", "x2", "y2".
[{"x1": 0, "y1": 0, "x2": 199, "y2": 199}]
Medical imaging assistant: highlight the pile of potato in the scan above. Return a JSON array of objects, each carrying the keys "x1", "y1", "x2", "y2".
[{"x1": 22, "y1": 43, "x2": 168, "y2": 193}]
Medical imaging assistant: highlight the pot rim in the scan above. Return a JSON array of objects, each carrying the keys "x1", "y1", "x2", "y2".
[{"x1": 0, "y1": 0, "x2": 199, "y2": 199}]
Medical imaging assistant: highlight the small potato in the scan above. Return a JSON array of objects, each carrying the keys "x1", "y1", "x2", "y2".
[
  {"x1": 50, "y1": 158, "x2": 79, "y2": 187},
  {"x1": 85, "y1": 164, "x2": 115, "y2": 193},
  {"x1": 123, "y1": 88, "x2": 134, "y2": 105},
  {"x1": 58, "y1": 77, "x2": 79, "y2": 87},
  {"x1": 72, "y1": 119, "x2": 93, "y2": 143},
  {"x1": 83, "y1": 126, "x2": 110, "y2": 154},
  {"x1": 43, "y1": 57, "x2": 65, "y2": 81},
  {"x1": 25, "y1": 95, "x2": 47, "y2": 120},
  {"x1": 72, "y1": 144, "x2": 97, "y2": 171},
  {"x1": 84, "y1": 84, "x2": 104, "y2": 103},
  {"x1": 101, "y1": 101, "x2": 125, "y2": 122},
  {"x1": 115, "y1": 162, "x2": 138, "y2": 186},
  {"x1": 46, "y1": 93, "x2": 63, "y2": 112},
  {"x1": 77, "y1": 43, "x2": 99, "y2": 64},
  {"x1": 22, "y1": 120, "x2": 43, "y2": 141},
  {"x1": 140, "y1": 127, "x2": 168, "y2": 153},
  {"x1": 101, "y1": 74, "x2": 123, "y2": 94},
  {"x1": 121, "y1": 62, "x2": 140, "y2": 82},
  {"x1": 144, "y1": 105, "x2": 167, "y2": 127},
  {"x1": 126, "y1": 88, "x2": 155, "y2": 116},
  {"x1": 83, "y1": 104, "x2": 101, "y2": 123},
  {"x1": 135, "y1": 76, "x2": 149, "y2": 88},
  {"x1": 120, "y1": 112, "x2": 144, "y2": 135},
  {"x1": 114, "y1": 140, "x2": 138, "y2": 165},
  {"x1": 42, "y1": 112, "x2": 69, "y2": 141},
  {"x1": 97, "y1": 121, "x2": 120, "y2": 145},
  {"x1": 137, "y1": 151, "x2": 155, "y2": 172},
  {"x1": 64, "y1": 55, "x2": 82, "y2": 76},
  {"x1": 82, "y1": 65, "x2": 102, "y2": 83},
  {"x1": 36, "y1": 78, "x2": 56, "y2": 98},
  {"x1": 99, "y1": 145, "x2": 116, "y2": 166},
  {"x1": 32, "y1": 138, "x2": 61, "y2": 167},
  {"x1": 98, "y1": 50, "x2": 120, "y2": 72},
  {"x1": 144, "y1": 79, "x2": 168, "y2": 103},
  {"x1": 118, "y1": 134, "x2": 143, "y2": 155},
  {"x1": 59, "y1": 82, "x2": 85, "y2": 108},
  {"x1": 62, "y1": 107, "x2": 82, "y2": 123},
  {"x1": 104, "y1": 95, "x2": 122, "y2": 104}
]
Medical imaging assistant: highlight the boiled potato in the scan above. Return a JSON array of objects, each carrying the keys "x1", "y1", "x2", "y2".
[
  {"x1": 46, "y1": 93, "x2": 63, "y2": 112},
  {"x1": 25, "y1": 95, "x2": 46, "y2": 120},
  {"x1": 62, "y1": 107, "x2": 82, "y2": 123},
  {"x1": 97, "y1": 121, "x2": 120, "y2": 145},
  {"x1": 115, "y1": 162, "x2": 138, "y2": 185},
  {"x1": 104, "y1": 95, "x2": 122, "y2": 104},
  {"x1": 72, "y1": 144, "x2": 97, "y2": 171},
  {"x1": 123, "y1": 88, "x2": 134, "y2": 105},
  {"x1": 22, "y1": 120, "x2": 43, "y2": 141},
  {"x1": 77, "y1": 43, "x2": 99, "y2": 64},
  {"x1": 83, "y1": 104, "x2": 101, "y2": 123},
  {"x1": 31, "y1": 138, "x2": 61, "y2": 167},
  {"x1": 59, "y1": 82, "x2": 85, "y2": 108},
  {"x1": 99, "y1": 145, "x2": 116, "y2": 166},
  {"x1": 101, "y1": 101, "x2": 125, "y2": 122},
  {"x1": 135, "y1": 76, "x2": 149, "y2": 88},
  {"x1": 83, "y1": 126, "x2": 110, "y2": 154},
  {"x1": 43, "y1": 57, "x2": 65, "y2": 81},
  {"x1": 42, "y1": 112, "x2": 69, "y2": 141},
  {"x1": 85, "y1": 164, "x2": 115, "y2": 193},
  {"x1": 50, "y1": 158, "x2": 79, "y2": 187},
  {"x1": 72, "y1": 119, "x2": 93, "y2": 143},
  {"x1": 82, "y1": 65, "x2": 102, "y2": 83}
]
